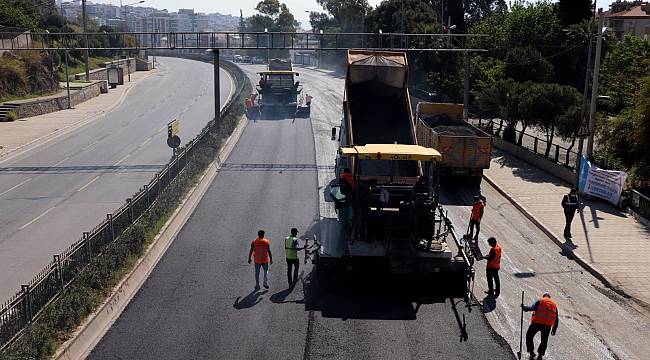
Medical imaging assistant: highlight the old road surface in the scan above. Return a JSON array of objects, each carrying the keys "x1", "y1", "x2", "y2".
[
  {"x1": 90, "y1": 64, "x2": 649, "y2": 359},
  {"x1": 89, "y1": 64, "x2": 513, "y2": 360},
  {"x1": 0, "y1": 57, "x2": 233, "y2": 300}
]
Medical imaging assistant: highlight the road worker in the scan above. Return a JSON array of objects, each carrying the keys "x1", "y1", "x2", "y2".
[
  {"x1": 285, "y1": 228, "x2": 304, "y2": 287},
  {"x1": 245, "y1": 97, "x2": 253, "y2": 116},
  {"x1": 483, "y1": 237, "x2": 501, "y2": 297},
  {"x1": 469, "y1": 195, "x2": 485, "y2": 240},
  {"x1": 522, "y1": 292, "x2": 559, "y2": 360},
  {"x1": 339, "y1": 167, "x2": 356, "y2": 195},
  {"x1": 561, "y1": 189, "x2": 580, "y2": 238},
  {"x1": 248, "y1": 230, "x2": 272, "y2": 290}
]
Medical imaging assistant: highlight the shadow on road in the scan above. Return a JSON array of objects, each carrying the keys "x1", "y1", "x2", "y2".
[{"x1": 233, "y1": 290, "x2": 267, "y2": 309}]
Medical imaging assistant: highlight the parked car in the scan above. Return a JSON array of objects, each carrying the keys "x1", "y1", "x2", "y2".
[
  {"x1": 252, "y1": 56, "x2": 265, "y2": 64},
  {"x1": 242, "y1": 55, "x2": 251, "y2": 63},
  {"x1": 234, "y1": 55, "x2": 243, "y2": 62}
]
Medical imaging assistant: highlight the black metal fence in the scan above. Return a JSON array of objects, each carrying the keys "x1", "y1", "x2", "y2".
[
  {"x1": 474, "y1": 119, "x2": 579, "y2": 170},
  {"x1": 0, "y1": 58, "x2": 246, "y2": 350},
  {"x1": 631, "y1": 190, "x2": 650, "y2": 220}
]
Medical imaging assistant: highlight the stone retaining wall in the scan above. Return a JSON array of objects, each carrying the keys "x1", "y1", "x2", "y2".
[
  {"x1": 74, "y1": 58, "x2": 135, "y2": 81},
  {"x1": 7, "y1": 81, "x2": 107, "y2": 119}
]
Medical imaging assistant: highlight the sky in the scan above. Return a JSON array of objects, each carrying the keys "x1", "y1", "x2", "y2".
[{"x1": 95, "y1": 0, "x2": 617, "y2": 28}]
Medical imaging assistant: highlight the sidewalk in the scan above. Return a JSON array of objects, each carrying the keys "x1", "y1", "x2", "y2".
[
  {"x1": 484, "y1": 149, "x2": 650, "y2": 306},
  {"x1": 0, "y1": 67, "x2": 159, "y2": 159}
]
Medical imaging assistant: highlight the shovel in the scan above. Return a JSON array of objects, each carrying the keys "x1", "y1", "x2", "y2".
[{"x1": 517, "y1": 291, "x2": 524, "y2": 359}]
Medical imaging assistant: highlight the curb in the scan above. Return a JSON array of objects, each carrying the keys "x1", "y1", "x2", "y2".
[
  {"x1": 482, "y1": 173, "x2": 650, "y2": 309},
  {"x1": 53, "y1": 76, "x2": 251, "y2": 359}
]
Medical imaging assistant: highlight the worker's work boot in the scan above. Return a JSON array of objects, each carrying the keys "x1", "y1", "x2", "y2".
[
  {"x1": 528, "y1": 352, "x2": 536, "y2": 359},
  {"x1": 536, "y1": 355, "x2": 544, "y2": 360}
]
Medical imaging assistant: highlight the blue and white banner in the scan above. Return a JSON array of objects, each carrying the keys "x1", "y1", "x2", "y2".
[{"x1": 578, "y1": 155, "x2": 627, "y2": 205}]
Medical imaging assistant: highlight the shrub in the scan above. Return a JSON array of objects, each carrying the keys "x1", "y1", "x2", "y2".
[{"x1": 5, "y1": 111, "x2": 18, "y2": 122}]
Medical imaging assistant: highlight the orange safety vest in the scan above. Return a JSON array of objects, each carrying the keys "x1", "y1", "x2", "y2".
[
  {"x1": 251, "y1": 237, "x2": 270, "y2": 264},
  {"x1": 487, "y1": 244, "x2": 501, "y2": 269},
  {"x1": 471, "y1": 201, "x2": 485, "y2": 221},
  {"x1": 340, "y1": 172, "x2": 356, "y2": 190},
  {"x1": 531, "y1": 298, "x2": 558, "y2": 326}
]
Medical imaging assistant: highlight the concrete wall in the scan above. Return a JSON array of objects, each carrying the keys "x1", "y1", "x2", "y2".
[
  {"x1": 73, "y1": 58, "x2": 135, "y2": 81},
  {"x1": 74, "y1": 67, "x2": 108, "y2": 81},
  {"x1": 492, "y1": 137, "x2": 577, "y2": 186},
  {"x1": 135, "y1": 58, "x2": 153, "y2": 71},
  {"x1": 8, "y1": 81, "x2": 106, "y2": 119}
]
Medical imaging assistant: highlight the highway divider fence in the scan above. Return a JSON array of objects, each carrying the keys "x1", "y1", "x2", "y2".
[{"x1": 0, "y1": 56, "x2": 247, "y2": 350}]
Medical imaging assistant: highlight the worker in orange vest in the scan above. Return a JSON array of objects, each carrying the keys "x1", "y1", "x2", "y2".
[
  {"x1": 339, "y1": 167, "x2": 356, "y2": 195},
  {"x1": 483, "y1": 237, "x2": 501, "y2": 297},
  {"x1": 469, "y1": 195, "x2": 485, "y2": 240},
  {"x1": 248, "y1": 230, "x2": 273, "y2": 290},
  {"x1": 522, "y1": 293, "x2": 559, "y2": 360}
]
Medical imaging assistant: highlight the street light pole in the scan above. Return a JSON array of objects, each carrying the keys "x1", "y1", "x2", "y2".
[
  {"x1": 575, "y1": 0, "x2": 597, "y2": 185},
  {"x1": 587, "y1": 10, "x2": 605, "y2": 158},
  {"x1": 82, "y1": 0, "x2": 89, "y2": 81}
]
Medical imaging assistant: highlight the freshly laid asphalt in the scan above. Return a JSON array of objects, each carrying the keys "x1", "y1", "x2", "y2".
[
  {"x1": 0, "y1": 57, "x2": 232, "y2": 300},
  {"x1": 89, "y1": 65, "x2": 514, "y2": 359}
]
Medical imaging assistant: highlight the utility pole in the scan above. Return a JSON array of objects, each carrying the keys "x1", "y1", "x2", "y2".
[
  {"x1": 587, "y1": 9, "x2": 605, "y2": 158},
  {"x1": 575, "y1": 0, "x2": 597, "y2": 185},
  {"x1": 463, "y1": 51, "x2": 470, "y2": 121},
  {"x1": 214, "y1": 49, "x2": 220, "y2": 123},
  {"x1": 64, "y1": 50, "x2": 71, "y2": 109},
  {"x1": 82, "y1": 0, "x2": 89, "y2": 81}
]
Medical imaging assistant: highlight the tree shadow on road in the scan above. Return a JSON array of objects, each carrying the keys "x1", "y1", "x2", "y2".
[{"x1": 233, "y1": 289, "x2": 267, "y2": 309}]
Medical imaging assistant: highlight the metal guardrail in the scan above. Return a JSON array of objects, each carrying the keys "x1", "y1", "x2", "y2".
[
  {"x1": 0, "y1": 59, "x2": 246, "y2": 350},
  {"x1": 631, "y1": 190, "x2": 650, "y2": 220},
  {"x1": 474, "y1": 119, "x2": 579, "y2": 170},
  {"x1": 0, "y1": 31, "x2": 488, "y2": 52}
]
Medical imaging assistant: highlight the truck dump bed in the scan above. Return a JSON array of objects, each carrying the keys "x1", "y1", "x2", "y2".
[
  {"x1": 344, "y1": 51, "x2": 418, "y2": 179},
  {"x1": 416, "y1": 102, "x2": 492, "y2": 180}
]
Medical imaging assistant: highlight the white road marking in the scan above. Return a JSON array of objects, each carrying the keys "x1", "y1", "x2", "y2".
[
  {"x1": 140, "y1": 136, "x2": 153, "y2": 148},
  {"x1": 0, "y1": 178, "x2": 33, "y2": 197},
  {"x1": 76, "y1": 175, "x2": 100, "y2": 192},
  {"x1": 52, "y1": 156, "x2": 70, "y2": 167},
  {"x1": 114, "y1": 154, "x2": 130, "y2": 166},
  {"x1": 82, "y1": 140, "x2": 99, "y2": 151},
  {"x1": 20, "y1": 206, "x2": 55, "y2": 230}
]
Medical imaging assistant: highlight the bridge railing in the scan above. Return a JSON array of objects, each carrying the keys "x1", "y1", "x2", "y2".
[
  {"x1": 0, "y1": 59, "x2": 247, "y2": 351},
  {"x1": 0, "y1": 31, "x2": 488, "y2": 51}
]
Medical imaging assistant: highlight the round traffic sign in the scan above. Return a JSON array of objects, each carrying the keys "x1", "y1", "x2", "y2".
[{"x1": 167, "y1": 135, "x2": 181, "y2": 148}]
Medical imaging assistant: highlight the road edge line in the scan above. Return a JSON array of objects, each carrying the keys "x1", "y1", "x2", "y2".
[
  {"x1": 482, "y1": 173, "x2": 650, "y2": 309},
  {"x1": 54, "y1": 114, "x2": 249, "y2": 360}
]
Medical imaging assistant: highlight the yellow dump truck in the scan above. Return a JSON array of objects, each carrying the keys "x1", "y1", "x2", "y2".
[{"x1": 416, "y1": 102, "x2": 492, "y2": 185}]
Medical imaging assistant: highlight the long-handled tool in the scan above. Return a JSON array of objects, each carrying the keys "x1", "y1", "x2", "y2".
[{"x1": 517, "y1": 291, "x2": 525, "y2": 359}]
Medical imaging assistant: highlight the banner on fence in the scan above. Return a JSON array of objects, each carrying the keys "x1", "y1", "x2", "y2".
[{"x1": 578, "y1": 155, "x2": 627, "y2": 205}]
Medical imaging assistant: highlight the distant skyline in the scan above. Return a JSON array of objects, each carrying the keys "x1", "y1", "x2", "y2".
[{"x1": 92, "y1": 0, "x2": 617, "y2": 28}]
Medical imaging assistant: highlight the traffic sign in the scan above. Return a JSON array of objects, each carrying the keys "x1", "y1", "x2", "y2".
[
  {"x1": 577, "y1": 113, "x2": 590, "y2": 137},
  {"x1": 167, "y1": 118, "x2": 180, "y2": 138},
  {"x1": 167, "y1": 135, "x2": 181, "y2": 149}
]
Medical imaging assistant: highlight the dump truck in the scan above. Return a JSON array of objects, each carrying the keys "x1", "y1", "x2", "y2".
[
  {"x1": 253, "y1": 58, "x2": 310, "y2": 116},
  {"x1": 416, "y1": 102, "x2": 492, "y2": 184},
  {"x1": 318, "y1": 51, "x2": 475, "y2": 300}
]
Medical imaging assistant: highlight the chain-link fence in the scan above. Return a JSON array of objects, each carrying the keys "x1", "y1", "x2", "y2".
[{"x1": 0, "y1": 57, "x2": 246, "y2": 350}]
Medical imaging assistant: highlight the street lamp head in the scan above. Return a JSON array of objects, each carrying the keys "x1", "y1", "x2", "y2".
[
  {"x1": 601, "y1": 26, "x2": 608, "y2": 34},
  {"x1": 379, "y1": 29, "x2": 383, "y2": 34},
  {"x1": 449, "y1": 25, "x2": 457, "y2": 30}
]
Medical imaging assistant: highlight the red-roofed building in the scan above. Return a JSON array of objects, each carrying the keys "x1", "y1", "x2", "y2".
[{"x1": 602, "y1": 1, "x2": 650, "y2": 39}]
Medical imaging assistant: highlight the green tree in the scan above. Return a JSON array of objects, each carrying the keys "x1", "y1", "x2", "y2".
[
  {"x1": 504, "y1": 46, "x2": 554, "y2": 83},
  {"x1": 314, "y1": 0, "x2": 369, "y2": 32},
  {"x1": 476, "y1": 78, "x2": 522, "y2": 142},
  {"x1": 365, "y1": 0, "x2": 439, "y2": 33},
  {"x1": 247, "y1": 0, "x2": 298, "y2": 32},
  {"x1": 519, "y1": 83, "x2": 580, "y2": 157},
  {"x1": 464, "y1": 0, "x2": 507, "y2": 26},
  {"x1": 557, "y1": 0, "x2": 592, "y2": 26},
  {"x1": 596, "y1": 76, "x2": 650, "y2": 186},
  {"x1": 600, "y1": 35, "x2": 650, "y2": 113},
  {"x1": 0, "y1": 1, "x2": 38, "y2": 30}
]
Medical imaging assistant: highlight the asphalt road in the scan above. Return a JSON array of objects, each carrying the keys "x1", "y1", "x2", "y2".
[
  {"x1": 0, "y1": 57, "x2": 233, "y2": 300},
  {"x1": 89, "y1": 64, "x2": 515, "y2": 359}
]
